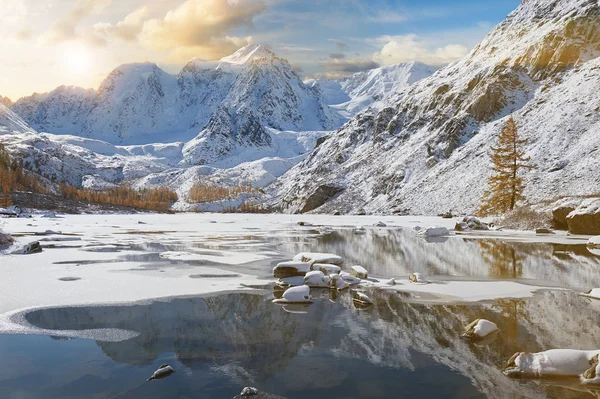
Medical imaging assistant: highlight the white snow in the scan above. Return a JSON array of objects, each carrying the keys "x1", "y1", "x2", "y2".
[
  {"x1": 275, "y1": 285, "x2": 312, "y2": 304},
  {"x1": 471, "y1": 319, "x2": 499, "y2": 337},
  {"x1": 304, "y1": 270, "x2": 330, "y2": 288},
  {"x1": 417, "y1": 227, "x2": 450, "y2": 238},
  {"x1": 293, "y1": 252, "x2": 343, "y2": 265},
  {"x1": 504, "y1": 349, "x2": 600, "y2": 378}
]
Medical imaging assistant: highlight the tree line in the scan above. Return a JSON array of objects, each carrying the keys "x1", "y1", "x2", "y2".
[{"x1": 0, "y1": 143, "x2": 177, "y2": 211}]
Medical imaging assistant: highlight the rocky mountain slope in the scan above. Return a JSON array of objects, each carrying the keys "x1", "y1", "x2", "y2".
[
  {"x1": 11, "y1": 45, "x2": 341, "y2": 146},
  {"x1": 306, "y1": 61, "x2": 436, "y2": 117},
  {"x1": 274, "y1": 0, "x2": 600, "y2": 215}
]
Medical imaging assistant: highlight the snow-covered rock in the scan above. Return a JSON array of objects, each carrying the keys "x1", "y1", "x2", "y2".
[
  {"x1": 147, "y1": 364, "x2": 175, "y2": 381},
  {"x1": 504, "y1": 349, "x2": 600, "y2": 379},
  {"x1": 303, "y1": 270, "x2": 330, "y2": 288},
  {"x1": 313, "y1": 263, "x2": 341, "y2": 275},
  {"x1": 339, "y1": 271, "x2": 361, "y2": 285},
  {"x1": 352, "y1": 292, "x2": 373, "y2": 307},
  {"x1": 328, "y1": 273, "x2": 350, "y2": 291},
  {"x1": 462, "y1": 319, "x2": 499, "y2": 340},
  {"x1": 293, "y1": 252, "x2": 343, "y2": 265},
  {"x1": 409, "y1": 272, "x2": 428, "y2": 284},
  {"x1": 350, "y1": 265, "x2": 368, "y2": 279},
  {"x1": 417, "y1": 227, "x2": 450, "y2": 238},
  {"x1": 274, "y1": 285, "x2": 312, "y2": 304},
  {"x1": 272, "y1": 261, "x2": 311, "y2": 278}
]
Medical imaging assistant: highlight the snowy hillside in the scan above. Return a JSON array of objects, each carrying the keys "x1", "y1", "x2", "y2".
[
  {"x1": 306, "y1": 61, "x2": 436, "y2": 118},
  {"x1": 273, "y1": 0, "x2": 600, "y2": 215},
  {"x1": 0, "y1": 103, "x2": 35, "y2": 135},
  {"x1": 12, "y1": 45, "x2": 341, "y2": 146}
]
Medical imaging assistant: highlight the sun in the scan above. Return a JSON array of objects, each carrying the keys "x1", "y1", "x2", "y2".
[{"x1": 61, "y1": 44, "x2": 92, "y2": 74}]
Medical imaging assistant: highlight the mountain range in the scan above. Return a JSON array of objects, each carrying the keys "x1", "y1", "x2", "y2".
[{"x1": 1, "y1": 0, "x2": 600, "y2": 214}]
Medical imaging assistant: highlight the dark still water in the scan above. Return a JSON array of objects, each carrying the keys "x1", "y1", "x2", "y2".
[
  {"x1": 3, "y1": 289, "x2": 600, "y2": 399},
  {"x1": 2, "y1": 227, "x2": 600, "y2": 398}
]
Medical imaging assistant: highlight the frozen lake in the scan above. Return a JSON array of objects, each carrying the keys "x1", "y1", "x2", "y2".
[{"x1": 1, "y1": 213, "x2": 599, "y2": 398}]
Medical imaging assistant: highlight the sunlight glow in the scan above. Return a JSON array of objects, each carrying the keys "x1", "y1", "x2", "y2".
[{"x1": 61, "y1": 44, "x2": 92, "y2": 74}]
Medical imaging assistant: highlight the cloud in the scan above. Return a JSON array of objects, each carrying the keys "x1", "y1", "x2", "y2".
[
  {"x1": 138, "y1": 0, "x2": 266, "y2": 61},
  {"x1": 45, "y1": 0, "x2": 112, "y2": 43},
  {"x1": 312, "y1": 71, "x2": 349, "y2": 80},
  {"x1": 14, "y1": 28, "x2": 33, "y2": 41},
  {"x1": 329, "y1": 53, "x2": 345, "y2": 60},
  {"x1": 328, "y1": 39, "x2": 348, "y2": 51},
  {"x1": 372, "y1": 34, "x2": 469, "y2": 66},
  {"x1": 320, "y1": 58, "x2": 379, "y2": 74},
  {"x1": 93, "y1": 6, "x2": 149, "y2": 41}
]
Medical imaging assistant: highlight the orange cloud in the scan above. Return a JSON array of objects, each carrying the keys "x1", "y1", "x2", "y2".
[{"x1": 138, "y1": 0, "x2": 266, "y2": 61}]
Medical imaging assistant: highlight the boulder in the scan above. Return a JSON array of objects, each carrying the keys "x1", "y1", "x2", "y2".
[
  {"x1": 567, "y1": 200, "x2": 600, "y2": 235},
  {"x1": 272, "y1": 261, "x2": 311, "y2": 278},
  {"x1": 147, "y1": 364, "x2": 175, "y2": 381},
  {"x1": 354, "y1": 226, "x2": 366, "y2": 235},
  {"x1": 0, "y1": 231, "x2": 14, "y2": 248},
  {"x1": 353, "y1": 292, "x2": 373, "y2": 308},
  {"x1": 462, "y1": 216, "x2": 489, "y2": 230},
  {"x1": 350, "y1": 265, "x2": 368, "y2": 279},
  {"x1": 418, "y1": 227, "x2": 450, "y2": 238},
  {"x1": 14, "y1": 241, "x2": 42, "y2": 255},
  {"x1": 374, "y1": 221, "x2": 387, "y2": 227},
  {"x1": 461, "y1": 319, "x2": 499, "y2": 341},
  {"x1": 339, "y1": 271, "x2": 361, "y2": 285},
  {"x1": 535, "y1": 228, "x2": 555, "y2": 235},
  {"x1": 313, "y1": 263, "x2": 341, "y2": 275},
  {"x1": 454, "y1": 222, "x2": 469, "y2": 231},
  {"x1": 552, "y1": 206, "x2": 575, "y2": 229},
  {"x1": 233, "y1": 387, "x2": 286, "y2": 399},
  {"x1": 356, "y1": 208, "x2": 366, "y2": 215},
  {"x1": 304, "y1": 270, "x2": 330, "y2": 288},
  {"x1": 328, "y1": 273, "x2": 349, "y2": 291},
  {"x1": 332, "y1": 210, "x2": 341, "y2": 216},
  {"x1": 293, "y1": 252, "x2": 343, "y2": 265},
  {"x1": 273, "y1": 285, "x2": 312, "y2": 304},
  {"x1": 299, "y1": 185, "x2": 344, "y2": 214},
  {"x1": 409, "y1": 272, "x2": 428, "y2": 284}
]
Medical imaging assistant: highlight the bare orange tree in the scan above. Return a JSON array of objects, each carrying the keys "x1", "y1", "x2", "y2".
[{"x1": 478, "y1": 116, "x2": 534, "y2": 216}]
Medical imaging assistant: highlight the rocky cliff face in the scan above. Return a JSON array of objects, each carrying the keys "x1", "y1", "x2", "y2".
[{"x1": 274, "y1": 0, "x2": 600, "y2": 215}]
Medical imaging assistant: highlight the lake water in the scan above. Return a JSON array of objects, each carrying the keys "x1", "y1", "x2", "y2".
[{"x1": 1, "y1": 216, "x2": 600, "y2": 398}]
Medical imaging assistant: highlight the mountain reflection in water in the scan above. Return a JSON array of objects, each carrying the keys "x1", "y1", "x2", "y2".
[{"x1": 2, "y1": 228, "x2": 600, "y2": 398}]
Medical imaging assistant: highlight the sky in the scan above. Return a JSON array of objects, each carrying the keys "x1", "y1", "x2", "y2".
[{"x1": 0, "y1": 0, "x2": 520, "y2": 101}]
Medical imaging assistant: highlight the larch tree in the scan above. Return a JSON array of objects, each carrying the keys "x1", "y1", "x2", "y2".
[{"x1": 478, "y1": 116, "x2": 534, "y2": 216}]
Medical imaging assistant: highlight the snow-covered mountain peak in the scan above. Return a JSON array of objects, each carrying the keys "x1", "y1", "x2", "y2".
[{"x1": 220, "y1": 44, "x2": 276, "y2": 64}]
